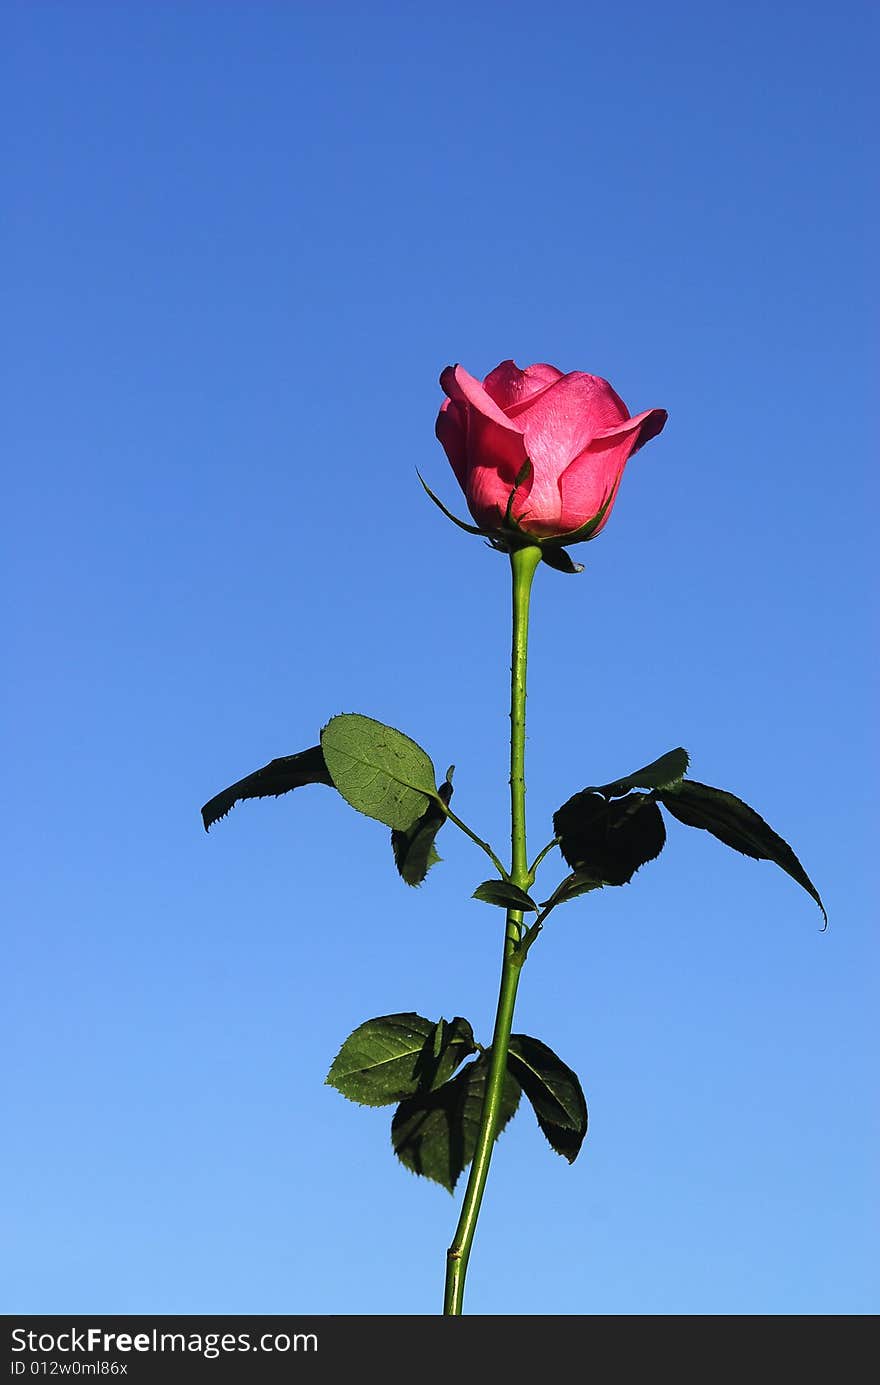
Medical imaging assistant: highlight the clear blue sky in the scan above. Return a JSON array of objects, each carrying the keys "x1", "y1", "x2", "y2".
[{"x1": 3, "y1": 0, "x2": 876, "y2": 1316}]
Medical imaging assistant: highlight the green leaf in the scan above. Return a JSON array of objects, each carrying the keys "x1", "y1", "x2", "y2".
[
  {"x1": 201, "y1": 745, "x2": 332, "y2": 831},
  {"x1": 508, "y1": 1035, "x2": 588, "y2": 1162},
  {"x1": 391, "y1": 777, "x2": 453, "y2": 887},
  {"x1": 326, "y1": 1013, "x2": 477, "y2": 1107},
  {"x1": 540, "y1": 871, "x2": 603, "y2": 911},
  {"x1": 327, "y1": 1013, "x2": 436, "y2": 1106},
  {"x1": 391, "y1": 1053, "x2": 521, "y2": 1192},
  {"x1": 553, "y1": 791, "x2": 667, "y2": 886},
  {"x1": 658, "y1": 779, "x2": 827, "y2": 925},
  {"x1": 593, "y1": 747, "x2": 690, "y2": 799},
  {"x1": 321, "y1": 713, "x2": 439, "y2": 831},
  {"x1": 472, "y1": 879, "x2": 539, "y2": 912}
]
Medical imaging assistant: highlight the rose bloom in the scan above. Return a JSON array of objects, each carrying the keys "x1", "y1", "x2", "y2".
[{"x1": 435, "y1": 360, "x2": 667, "y2": 541}]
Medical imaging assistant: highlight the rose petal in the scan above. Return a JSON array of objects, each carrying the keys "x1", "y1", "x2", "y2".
[
  {"x1": 439, "y1": 364, "x2": 524, "y2": 436},
  {"x1": 435, "y1": 359, "x2": 666, "y2": 541},
  {"x1": 612, "y1": 405, "x2": 668, "y2": 454},
  {"x1": 558, "y1": 408, "x2": 667, "y2": 534},
  {"x1": 482, "y1": 361, "x2": 565, "y2": 418},
  {"x1": 517, "y1": 372, "x2": 629, "y2": 467},
  {"x1": 487, "y1": 373, "x2": 622, "y2": 527},
  {"x1": 438, "y1": 363, "x2": 529, "y2": 520},
  {"x1": 467, "y1": 462, "x2": 529, "y2": 530},
  {"x1": 435, "y1": 398, "x2": 469, "y2": 491}
]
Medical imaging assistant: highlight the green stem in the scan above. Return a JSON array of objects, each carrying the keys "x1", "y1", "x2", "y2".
[
  {"x1": 444, "y1": 543, "x2": 542, "y2": 1316},
  {"x1": 444, "y1": 807, "x2": 509, "y2": 880}
]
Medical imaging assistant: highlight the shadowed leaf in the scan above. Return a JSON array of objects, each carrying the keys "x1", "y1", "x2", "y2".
[
  {"x1": 472, "y1": 879, "x2": 539, "y2": 912},
  {"x1": 418, "y1": 1016, "x2": 479, "y2": 1091},
  {"x1": 392, "y1": 1052, "x2": 521, "y2": 1192},
  {"x1": 392, "y1": 777, "x2": 453, "y2": 886},
  {"x1": 553, "y1": 791, "x2": 666, "y2": 886},
  {"x1": 658, "y1": 779, "x2": 827, "y2": 925},
  {"x1": 508, "y1": 1034, "x2": 588, "y2": 1162},
  {"x1": 201, "y1": 745, "x2": 332, "y2": 831}
]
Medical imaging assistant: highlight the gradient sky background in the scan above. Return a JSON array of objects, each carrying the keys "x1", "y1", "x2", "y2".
[{"x1": 3, "y1": 1, "x2": 876, "y2": 1316}]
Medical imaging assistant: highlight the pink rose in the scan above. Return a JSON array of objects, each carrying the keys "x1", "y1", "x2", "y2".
[{"x1": 435, "y1": 360, "x2": 667, "y2": 542}]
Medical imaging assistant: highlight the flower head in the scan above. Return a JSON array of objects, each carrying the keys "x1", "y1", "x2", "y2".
[{"x1": 435, "y1": 360, "x2": 667, "y2": 546}]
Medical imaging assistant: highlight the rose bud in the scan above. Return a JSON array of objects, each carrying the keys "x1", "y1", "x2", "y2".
[{"x1": 435, "y1": 360, "x2": 667, "y2": 545}]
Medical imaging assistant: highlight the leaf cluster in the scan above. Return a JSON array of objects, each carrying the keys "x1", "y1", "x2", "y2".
[
  {"x1": 326, "y1": 1013, "x2": 588, "y2": 1192},
  {"x1": 546, "y1": 747, "x2": 825, "y2": 925},
  {"x1": 202, "y1": 723, "x2": 825, "y2": 926},
  {"x1": 202, "y1": 714, "x2": 452, "y2": 887}
]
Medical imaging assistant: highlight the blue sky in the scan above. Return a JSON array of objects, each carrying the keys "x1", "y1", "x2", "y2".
[{"x1": 3, "y1": 0, "x2": 876, "y2": 1315}]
